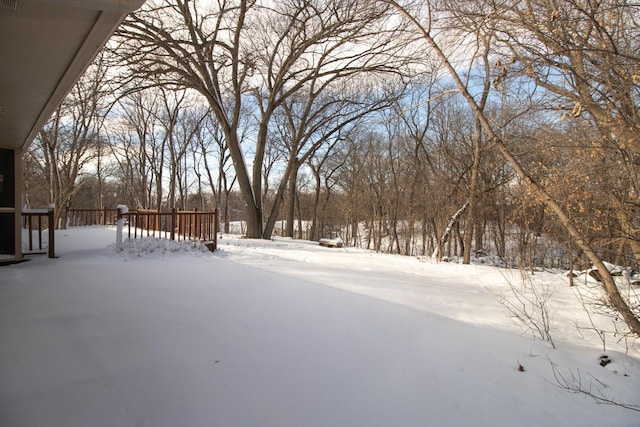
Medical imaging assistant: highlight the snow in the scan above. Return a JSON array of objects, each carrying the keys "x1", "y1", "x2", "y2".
[{"x1": 1, "y1": 227, "x2": 639, "y2": 426}]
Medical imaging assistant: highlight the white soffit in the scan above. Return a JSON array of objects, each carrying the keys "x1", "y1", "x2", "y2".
[{"x1": 0, "y1": 0, "x2": 145, "y2": 151}]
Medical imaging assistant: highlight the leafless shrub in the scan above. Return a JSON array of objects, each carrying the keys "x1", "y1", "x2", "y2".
[{"x1": 495, "y1": 269, "x2": 556, "y2": 348}]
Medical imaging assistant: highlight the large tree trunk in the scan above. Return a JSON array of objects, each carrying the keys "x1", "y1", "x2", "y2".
[{"x1": 218, "y1": 121, "x2": 262, "y2": 238}]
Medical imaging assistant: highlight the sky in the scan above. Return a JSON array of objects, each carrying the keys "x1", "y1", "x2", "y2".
[{"x1": 0, "y1": 226, "x2": 638, "y2": 426}]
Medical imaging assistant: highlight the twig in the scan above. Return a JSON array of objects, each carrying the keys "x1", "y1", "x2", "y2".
[{"x1": 546, "y1": 360, "x2": 640, "y2": 413}]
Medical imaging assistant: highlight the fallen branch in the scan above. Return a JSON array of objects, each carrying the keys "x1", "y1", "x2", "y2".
[{"x1": 547, "y1": 360, "x2": 640, "y2": 413}]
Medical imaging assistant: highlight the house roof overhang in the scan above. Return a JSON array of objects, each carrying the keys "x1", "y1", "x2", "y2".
[{"x1": 0, "y1": 0, "x2": 145, "y2": 152}]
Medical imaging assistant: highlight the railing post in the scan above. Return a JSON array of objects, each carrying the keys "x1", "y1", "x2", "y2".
[
  {"x1": 37, "y1": 214, "x2": 42, "y2": 251},
  {"x1": 214, "y1": 208, "x2": 219, "y2": 250},
  {"x1": 116, "y1": 205, "x2": 125, "y2": 245},
  {"x1": 48, "y1": 205, "x2": 55, "y2": 258},
  {"x1": 27, "y1": 213, "x2": 33, "y2": 251},
  {"x1": 194, "y1": 209, "x2": 199, "y2": 240},
  {"x1": 171, "y1": 208, "x2": 176, "y2": 241}
]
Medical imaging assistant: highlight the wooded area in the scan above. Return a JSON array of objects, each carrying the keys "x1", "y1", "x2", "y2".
[{"x1": 22, "y1": 0, "x2": 639, "y2": 333}]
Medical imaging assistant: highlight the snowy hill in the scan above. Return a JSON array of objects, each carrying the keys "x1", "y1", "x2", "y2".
[{"x1": 0, "y1": 226, "x2": 638, "y2": 426}]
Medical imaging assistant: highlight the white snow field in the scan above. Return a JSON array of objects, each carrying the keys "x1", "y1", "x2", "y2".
[{"x1": 1, "y1": 226, "x2": 639, "y2": 427}]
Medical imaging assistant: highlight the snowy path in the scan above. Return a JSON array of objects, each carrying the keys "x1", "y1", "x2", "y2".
[{"x1": 0, "y1": 227, "x2": 638, "y2": 426}]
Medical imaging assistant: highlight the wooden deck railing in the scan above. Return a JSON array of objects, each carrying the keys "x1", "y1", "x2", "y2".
[
  {"x1": 118, "y1": 208, "x2": 218, "y2": 251},
  {"x1": 22, "y1": 207, "x2": 55, "y2": 258},
  {"x1": 67, "y1": 207, "x2": 119, "y2": 226},
  {"x1": 20, "y1": 206, "x2": 218, "y2": 258}
]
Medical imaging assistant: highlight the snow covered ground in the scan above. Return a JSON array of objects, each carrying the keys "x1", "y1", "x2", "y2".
[{"x1": 0, "y1": 226, "x2": 638, "y2": 426}]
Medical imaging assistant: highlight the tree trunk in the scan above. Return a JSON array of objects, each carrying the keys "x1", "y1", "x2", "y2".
[
  {"x1": 464, "y1": 121, "x2": 482, "y2": 264},
  {"x1": 285, "y1": 166, "x2": 298, "y2": 238},
  {"x1": 309, "y1": 168, "x2": 321, "y2": 241},
  {"x1": 463, "y1": 34, "x2": 490, "y2": 263},
  {"x1": 433, "y1": 201, "x2": 469, "y2": 260},
  {"x1": 220, "y1": 124, "x2": 262, "y2": 238}
]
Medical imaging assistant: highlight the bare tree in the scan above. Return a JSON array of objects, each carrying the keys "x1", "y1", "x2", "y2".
[
  {"x1": 114, "y1": 0, "x2": 263, "y2": 235},
  {"x1": 249, "y1": 0, "x2": 415, "y2": 239},
  {"x1": 157, "y1": 90, "x2": 208, "y2": 210},
  {"x1": 108, "y1": 89, "x2": 167, "y2": 210},
  {"x1": 26, "y1": 55, "x2": 110, "y2": 228},
  {"x1": 113, "y1": 0, "x2": 414, "y2": 238},
  {"x1": 383, "y1": 0, "x2": 640, "y2": 335},
  {"x1": 266, "y1": 81, "x2": 403, "y2": 240},
  {"x1": 491, "y1": 0, "x2": 640, "y2": 266},
  {"x1": 194, "y1": 111, "x2": 238, "y2": 232},
  {"x1": 307, "y1": 138, "x2": 346, "y2": 241}
]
